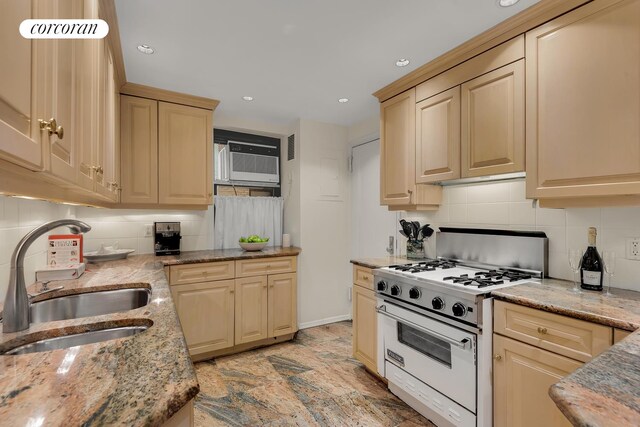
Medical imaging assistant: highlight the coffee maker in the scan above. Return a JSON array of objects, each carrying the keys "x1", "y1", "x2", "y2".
[{"x1": 154, "y1": 222, "x2": 181, "y2": 255}]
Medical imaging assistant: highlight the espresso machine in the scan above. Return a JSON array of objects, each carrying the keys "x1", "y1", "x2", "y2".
[{"x1": 154, "y1": 222, "x2": 181, "y2": 255}]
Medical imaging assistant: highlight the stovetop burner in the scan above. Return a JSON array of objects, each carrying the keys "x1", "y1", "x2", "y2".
[
  {"x1": 388, "y1": 259, "x2": 457, "y2": 273},
  {"x1": 442, "y1": 269, "x2": 532, "y2": 288}
]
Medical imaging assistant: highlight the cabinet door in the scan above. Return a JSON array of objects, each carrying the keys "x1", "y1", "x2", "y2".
[
  {"x1": 526, "y1": 0, "x2": 640, "y2": 199},
  {"x1": 170, "y1": 280, "x2": 235, "y2": 355},
  {"x1": 380, "y1": 89, "x2": 415, "y2": 205},
  {"x1": 95, "y1": 40, "x2": 119, "y2": 201},
  {"x1": 120, "y1": 95, "x2": 158, "y2": 204},
  {"x1": 352, "y1": 285, "x2": 378, "y2": 373},
  {"x1": 40, "y1": 0, "x2": 84, "y2": 183},
  {"x1": 0, "y1": 0, "x2": 42, "y2": 170},
  {"x1": 235, "y1": 276, "x2": 268, "y2": 344},
  {"x1": 461, "y1": 60, "x2": 524, "y2": 178},
  {"x1": 268, "y1": 273, "x2": 297, "y2": 338},
  {"x1": 158, "y1": 102, "x2": 213, "y2": 205},
  {"x1": 415, "y1": 87, "x2": 461, "y2": 183},
  {"x1": 494, "y1": 334, "x2": 582, "y2": 427}
]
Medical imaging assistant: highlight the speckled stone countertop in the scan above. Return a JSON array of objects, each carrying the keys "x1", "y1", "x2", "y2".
[
  {"x1": 492, "y1": 279, "x2": 640, "y2": 426},
  {"x1": 0, "y1": 247, "x2": 300, "y2": 426},
  {"x1": 350, "y1": 256, "x2": 414, "y2": 269}
]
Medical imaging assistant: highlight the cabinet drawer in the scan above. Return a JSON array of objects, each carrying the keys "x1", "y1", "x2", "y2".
[
  {"x1": 169, "y1": 261, "x2": 235, "y2": 285},
  {"x1": 353, "y1": 265, "x2": 374, "y2": 290},
  {"x1": 494, "y1": 300, "x2": 612, "y2": 362},
  {"x1": 235, "y1": 256, "x2": 296, "y2": 278}
]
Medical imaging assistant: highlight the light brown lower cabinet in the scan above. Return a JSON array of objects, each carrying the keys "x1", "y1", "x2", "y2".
[
  {"x1": 493, "y1": 334, "x2": 582, "y2": 427},
  {"x1": 352, "y1": 283, "x2": 378, "y2": 374},
  {"x1": 168, "y1": 257, "x2": 298, "y2": 360},
  {"x1": 170, "y1": 280, "x2": 235, "y2": 355},
  {"x1": 235, "y1": 275, "x2": 269, "y2": 344},
  {"x1": 268, "y1": 273, "x2": 297, "y2": 338}
]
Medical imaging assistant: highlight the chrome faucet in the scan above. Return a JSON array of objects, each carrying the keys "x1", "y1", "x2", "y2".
[{"x1": 3, "y1": 219, "x2": 91, "y2": 333}]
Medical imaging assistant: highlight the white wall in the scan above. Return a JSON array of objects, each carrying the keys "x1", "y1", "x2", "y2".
[
  {"x1": 400, "y1": 179, "x2": 640, "y2": 292},
  {"x1": 291, "y1": 119, "x2": 352, "y2": 328}
]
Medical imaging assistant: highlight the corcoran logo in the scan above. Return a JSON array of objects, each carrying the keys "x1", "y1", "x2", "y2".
[{"x1": 19, "y1": 19, "x2": 109, "y2": 39}]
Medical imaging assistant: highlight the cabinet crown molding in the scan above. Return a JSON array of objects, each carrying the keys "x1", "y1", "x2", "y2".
[{"x1": 120, "y1": 82, "x2": 220, "y2": 111}]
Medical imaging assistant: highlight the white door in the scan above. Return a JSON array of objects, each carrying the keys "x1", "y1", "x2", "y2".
[{"x1": 351, "y1": 140, "x2": 397, "y2": 258}]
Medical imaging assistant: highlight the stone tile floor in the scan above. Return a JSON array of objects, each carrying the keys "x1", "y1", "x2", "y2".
[{"x1": 193, "y1": 321, "x2": 435, "y2": 426}]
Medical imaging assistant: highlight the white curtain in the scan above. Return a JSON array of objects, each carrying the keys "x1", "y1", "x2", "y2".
[{"x1": 213, "y1": 196, "x2": 283, "y2": 249}]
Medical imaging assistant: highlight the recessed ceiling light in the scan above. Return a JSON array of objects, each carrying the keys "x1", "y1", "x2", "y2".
[
  {"x1": 396, "y1": 58, "x2": 410, "y2": 67},
  {"x1": 338, "y1": 98, "x2": 349, "y2": 103},
  {"x1": 242, "y1": 96, "x2": 254, "y2": 101},
  {"x1": 137, "y1": 44, "x2": 154, "y2": 54},
  {"x1": 498, "y1": 0, "x2": 520, "y2": 6}
]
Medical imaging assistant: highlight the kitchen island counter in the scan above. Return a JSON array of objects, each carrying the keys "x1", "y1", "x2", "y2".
[{"x1": 492, "y1": 279, "x2": 640, "y2": 427}]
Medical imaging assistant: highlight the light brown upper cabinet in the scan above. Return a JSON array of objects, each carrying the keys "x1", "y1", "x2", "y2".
[
  {"x1": 119, "y1": 84, "x2": 217, "y2": 208},
  {"x1": 0, "y1": 0, "x2": 43, "y2": 170},
  {"x1": 120, "y1": 95, "x2": 158, "y2": 204},
  {"x1": 380, "y1": 89, "x2": 442, "y2": 210},
  {"x1": 461, "y1": 60, "x2": 524, "y2": 178},
  {"x1": 158, "y1": 102, "x2": 213, "y2": 205},
  {"x1": 526, "y1": 0, "x2": 640, "y2": 205},
  {"x1": 415, "y1": 87, "x2": 461, "y2": 183}
]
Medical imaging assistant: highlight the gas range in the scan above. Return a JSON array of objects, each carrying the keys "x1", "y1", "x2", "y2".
[{"x1": 375, "y1": 260, "x2": 539, "y2": 327}]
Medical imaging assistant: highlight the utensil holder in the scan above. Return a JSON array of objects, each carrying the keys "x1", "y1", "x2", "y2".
[{"x1": 406, "y1": 240, "x2": 425, "y2": 260}]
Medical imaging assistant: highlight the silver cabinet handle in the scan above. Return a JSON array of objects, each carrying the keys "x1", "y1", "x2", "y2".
[{"x1": 376, "y1": 305, "x2": 471, "y2": 350}]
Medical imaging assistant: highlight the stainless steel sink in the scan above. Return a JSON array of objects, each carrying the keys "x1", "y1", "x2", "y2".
[
  {"x1": 3, "y1": 325, "x2": 150, "y2": 355},
  {"x1": 30, "y1": 287, "x2": 151, "y2": 323}
]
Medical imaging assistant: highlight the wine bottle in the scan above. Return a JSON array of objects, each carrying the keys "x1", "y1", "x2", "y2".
[{"x1": 580, "y1": 227, "x2": 603, "y2": 291}]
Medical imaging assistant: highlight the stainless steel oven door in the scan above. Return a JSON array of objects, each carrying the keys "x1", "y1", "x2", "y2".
[{"x1": 377, "y1": 301, "x2": 477, "y2": 413}]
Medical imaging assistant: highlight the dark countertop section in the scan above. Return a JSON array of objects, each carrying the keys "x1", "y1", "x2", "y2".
[
  {"x1": 160, "y1": 246, "x2": 301, "y2": 265},
  {"x1": 0, "y1": 247, "x2": 300, "y2": 426},
  {"x1": 492, "y1": 279, "x2": 640, "y2": 426},
  {"x1": 350, "y1": 256, "x2": 413, "y2": 269}
]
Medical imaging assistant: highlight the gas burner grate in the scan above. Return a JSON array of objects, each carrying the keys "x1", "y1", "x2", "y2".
[
  {"x1": 473, "y1": 269, "x2": 532, "y2": 282},
  {"x1": 443, "y1": 274, "x2": 505, "y2": 288},
  {"x1": 389, "y1": 259, "x2": 456, "y2": 272}
]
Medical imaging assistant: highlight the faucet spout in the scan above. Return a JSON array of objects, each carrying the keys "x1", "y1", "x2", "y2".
[{"x1": 3, "y1": 219, "x2": 91, "y2": 333}]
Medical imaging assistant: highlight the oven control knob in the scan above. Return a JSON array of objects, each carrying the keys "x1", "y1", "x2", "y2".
[
  {"x1": 390, "y1": 285, "x2": 401, "y2": 296},
  {"x1": 409, "y1": 287, "x2": 421, "y2": 299},
  {"x1": 431, "y1": 297, "x2": 445, "y2": 310},
  {"x1": 452, "y1": 302, "x2": 467, "y2": 317},
  {"x1": 377, "y1": 281, "x2": 388, "y2": 292}
]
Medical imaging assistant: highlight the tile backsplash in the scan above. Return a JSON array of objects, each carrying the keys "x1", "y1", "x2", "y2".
[
  {"x1": 404, "y1": 179, "x2": 640, "y2": 292},
  {"x1": 0, "y1": 195, "x2": 214, "y2": 302}
]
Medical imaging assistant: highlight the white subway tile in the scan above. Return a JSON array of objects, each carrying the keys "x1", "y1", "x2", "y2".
[
  {"x1": 610, "y1": 258, "x2": 640, "y2": 292},
  {"x1": 536, "y1": 207, "x2": 566, "y2": 227},
  {"x1": 449, "y1": 205, "x2": 468, "y2": 223},
  {"x1": 602, "y1": 207, "x2": 640, "y2": 229},
  {"x1": 0, "y1": 263, "x2": 8, "y2": 303},
  {"x1": 537, "y1": 225, "x2": 567, "y2": 254},
  {"x1": 509, "y1": 201, "x2": 536, "y2": 226},
  {"x1": 566, "y1": 226, "x2": 589, "y2": 253},
  {"x1": 509, "y1": 179, "x2": 527, "y2": 202},
  {"x1": 467, "y1": 203, "x2": 509, "y2": 225},
  {"x1": 547, "y1": 250, "x2": 573, "y2": 281},
  {"x1": 467, "y1": 182, "x2": 511, "y2": 204},
  {"x1": 137, "y1": 237, "x2": 154, "y2": 254},
  {"x1": 565, "y1": 208, "x2": 601, "y2": 228},
  {"x1": 599, "y1": 227, "x2": 640, "y2": 259},
  {"x1": 448, "y1": 186, "x2": 467, "y2": 205}
]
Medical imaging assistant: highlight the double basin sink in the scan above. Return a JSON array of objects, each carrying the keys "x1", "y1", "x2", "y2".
[{"x1": 2, "y1": 286, "x2": 152, "y2": 355}]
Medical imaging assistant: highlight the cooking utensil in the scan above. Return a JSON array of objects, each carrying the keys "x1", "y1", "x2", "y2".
[
  {"x1": 399, "y1": 229, "x2": 410, "y2": 239},
  {"x1": 419, "y1": 225, "x2": 434, "y2": 240},
  {"x1": 400, "y1": 220, "x2": 413, "y2": 240},
  {"x1": 411, "y1": 221, "x2": 421, "y2": 240}
]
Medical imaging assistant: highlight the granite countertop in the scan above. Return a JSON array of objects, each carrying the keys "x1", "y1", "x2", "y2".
[
  {"x1": 350, "y1": 256, "x2": 413, "y2": 269},
  {"x1": 0, "y1": 247, "x2": 300, "y2": 426},
  {"x1": 492, "y1": 279, "x2": 640, "y2": 426}
]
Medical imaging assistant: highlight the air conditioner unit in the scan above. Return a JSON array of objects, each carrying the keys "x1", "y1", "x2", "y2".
[{"x1": 228, "y1": 141, "x2": 279, "y2": 184}]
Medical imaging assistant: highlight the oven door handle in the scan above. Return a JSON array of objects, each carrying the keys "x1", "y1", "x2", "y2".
[{"x1": 376, "y1": 305, "x2": 471, "y2": 350}]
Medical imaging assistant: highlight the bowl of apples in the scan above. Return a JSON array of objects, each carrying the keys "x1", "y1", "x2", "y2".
[{"x1": 239, "y1": 235, "x2": 270, "y2": 251}]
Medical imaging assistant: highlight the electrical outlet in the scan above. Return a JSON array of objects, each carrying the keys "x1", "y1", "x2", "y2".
[
  {"x1": 626, "y1": 237, "x2": 640, "y2": 260},
  {"x1": 144, "y1": 224, "x2": 153, "y2": 237}
]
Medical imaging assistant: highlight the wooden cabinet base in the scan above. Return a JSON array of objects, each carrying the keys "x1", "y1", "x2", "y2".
[
  {"x1": 190, "y1": 333, "x2": 295, "y2": 362},
  {"x1": 162, "y1": 400, "x2": 193, "y2": 427}
]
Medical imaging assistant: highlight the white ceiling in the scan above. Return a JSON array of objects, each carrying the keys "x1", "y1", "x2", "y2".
[{"x1": 115, "y1": 0, "x2": 539, "y2": 127}]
